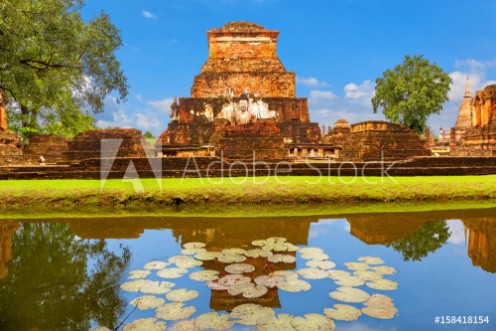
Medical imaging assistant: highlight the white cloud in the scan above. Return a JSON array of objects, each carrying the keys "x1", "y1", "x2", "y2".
[
  {"x1": 447, "y1": 220, "x2": 467, "y2": 245},
  {"x1": 142, "y1": 10, "x2": 157, "y2": 19},
  {"x1": 147, "y1": 97, "x2": 175, "y2": 113},
  {"x1": 344, "y1": 80, "x2": 375, "y2": 101},
  {"x1": 135, "y1": 94, "x2": 143, "y2": 102},
  {"x1": 136, "y1": 113, "x2": 161, "y2": 131},
  {"x1": 296, "y1": 76, "x2": 329, "y2": 87},
  {"x1": 96, "y1": 110, "x2": 133, "y2": 129},
  {"x1": 309, "y1": 90, "x2": 337, "y2": 100}
]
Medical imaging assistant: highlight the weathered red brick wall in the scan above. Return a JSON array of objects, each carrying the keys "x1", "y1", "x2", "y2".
[{"x1": 23, "y1": 135, "x2": 70, "y2": 162}]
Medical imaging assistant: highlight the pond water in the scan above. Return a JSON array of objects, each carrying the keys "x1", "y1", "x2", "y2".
[{"x1": 1, "y1": 208, "x2": 495, "y2": 331}]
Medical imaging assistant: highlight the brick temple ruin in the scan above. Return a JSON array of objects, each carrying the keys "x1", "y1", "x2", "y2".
[{"x1": 0, "y1": 21, "x2": 495, "y2": 179}]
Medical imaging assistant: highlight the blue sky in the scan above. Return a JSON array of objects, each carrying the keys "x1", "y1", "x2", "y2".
[{"x1": 81, "y1": 0, "x2": 496, "y2": 136}]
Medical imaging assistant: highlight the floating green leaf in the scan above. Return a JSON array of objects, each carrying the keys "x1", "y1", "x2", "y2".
[
  {"x1": 301, "y1": 252, "x2": 329, "y2": 261},
  {"x1": 243, "y1": 285, "x2": 268, "y2": 299},
  {"x1": 157, "y1": 267, "x2": 188, "y2": 279},
  {"x1": 207, "y1": 281, "x2": 228, "y2": 291},
  {"x1": 128, "y1": 269, "x2": 151, "y2": 279},
  {"x1": 194, "y1": 312, "x2": 234, "y2": 331},
  {"x1": 140, "y1": 281, "x2": 176, "y2": 295},
  {"x1": 169, "y1": 256, "x2": 203, "y2": 268},
  {"x1": 225, "y1": 263, "x2": 256, "y2": 274},
  {"x1": 324, "y1": 304, "x2": 362, "y2": 321},
  {"x1": 298, "y1": 247, "x2": 324, "y2": 255},
  {"x1": 328, "y1": 270, "x2": 351, "y2": 280},
  {"x1": 371, "y1": 266, "x2": 397, "y2": 275},
  {"x1": 254, "y1": 275, "x2": 284, "y2": 288},
  {"x1": 297, "y1": 268, "x2": 329, "y2": 280},
  {"x1": 358, "y1": 256, "x2": 384, "y2": 265},
  {"x1": 344, "y1": 262, "x2": 369, "y2": 271},
  {"x1": 156, "y1": 302, "x2": 196, "y2": 321},
  {"x1": 272, "y1": 270, "x2": 300, "y2": 281},
  {"x1": 166, "y1": 289, "x2": 199, "y2": 302},
  {"x1": 121, "y1": 280, "x2": 156, "y2": 293},
  {"x1": 189, "y1": 270, "x2": 219, "y2": 281},
  {"x1": 329, "y1": 286, "x2": 370, "y2": 303},
  {"x1": 284, "y1": 243, "x2": 299, "y2": 252},
  {"x1": 306, "y1": 260, "x2": 336, "y2": 270},
  {"x1": 218, "y1": 253, "x2": 246, "y2": 264},
  {"x1": 181, "y1": 248, "x2": 207, "y2": 256},
  {"x1": 353, "y1": 270, "x2": 383, "y2": 281},
  {"x1": 144, "y1": 261, "x2": 169, "y2": 270},
  {"x1": 267, "y1": 237, "x2": 288, "y2": 244},
  {"x1": 182, "y1": 242, "x2": 206, "y2": 249},
  {"x1": 222, "y1": 248, "x2": 246, "y2": 255},
  {"x1": 227, "y1": 283, "x2": 255, "y2": 296},
  {"x1": 366, "y1": 279, "x2": 398, "y2": 291},
  {"x1": 251, "y1": 239, "x2": 268, "y2": 247},
  {"x1": 123, "y1": 318, "x2": 166, "y2": 331},
  {"x1": 291, "y1": 313, "x2": 335, "y2": 331},
  {"x1": 230, "y1": 303, "x2": 276, "y2": 326},
  {"x1": 130, "y1": 295, "x2": 165, "y2": 310},
  {"x1": 334, "y1": 275, "x2": 366, "y2": 287},
  {"x1": 218, "y1": 274, "x2": 251, "y2": 287},
  {"x1": 268, "y1": 254, "x2": 296, "y2": 264},
  {"x1": 278, "y1": 279, "x2": 312, "y2": 292},
  {"x1": 245, "y1": 248, "x2": 271, "y2": 258},
  {"x1": 195, "y1": 251, "x2": 220, "y2": 261},
  {"x1": 169, "y1": 320, "x2": 200, "y2": 331},
  {"x1": 258, "y1": 314, "x2": 297, "y2": 331}
]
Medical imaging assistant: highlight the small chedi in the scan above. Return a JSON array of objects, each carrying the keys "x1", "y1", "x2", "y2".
[
  {"x1": 451, "y1": 82, "x2": 496, "y2": 156},
  {"x1": 155, "y1": 21, "x2": 321, "y2": 159}
]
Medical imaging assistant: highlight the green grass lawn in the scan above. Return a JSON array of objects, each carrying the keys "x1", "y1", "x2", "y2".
[{"x1": 2, "y1": 175, "x2": 496, "y2": 217}]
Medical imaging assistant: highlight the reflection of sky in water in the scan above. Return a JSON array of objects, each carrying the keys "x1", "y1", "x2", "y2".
[{"x1": 100, "y1": 218, "x2": 496, "y2": 331}]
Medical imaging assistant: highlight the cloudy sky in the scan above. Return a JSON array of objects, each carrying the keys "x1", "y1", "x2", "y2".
[{"x1": 81, "y1": 0, "x2": 496, "y2": 136}]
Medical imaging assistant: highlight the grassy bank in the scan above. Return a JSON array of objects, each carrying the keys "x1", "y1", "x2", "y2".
[{"x1": 3, "y1": 176, "x2": 496, "y2": 216}]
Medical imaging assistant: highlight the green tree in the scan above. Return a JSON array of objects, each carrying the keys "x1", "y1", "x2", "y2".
[
  {"x1": 372, "y1": 55, "x2": 452, "y2": 134},
  {"x1": 0, "y1": 223, "x2": 131, "y2": 331},
  {"x1": 0, "y1": 0, "x2": 128, "y2": 138},
  {"x1": 386, "y1": 221, "x2": 450, "y2": 261}
]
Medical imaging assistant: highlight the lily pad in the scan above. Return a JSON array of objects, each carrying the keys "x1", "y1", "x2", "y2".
[
  {"x1": 156, "y1": 302, "x2": 196, "y2": 321},
  {"x1": 344, "y1": 262, "x2": 369, "y2": 271},
  {"x1": 251, "y1": 239, "x2": 268, "y2": 247},
  {"x1": 182, "y1": 242, "x2": 206, "y2": 249},
  {"x1": 354, "y1": 270, "x2": 383, "y2": 281},
  {"x1": 254, "y1": 275, "x2": 285, "y2": 288},
  {"x1": 258, "y1": 314, "x2": 297, "y2": 331},
  {"x1": 278, "y1": 279, "x2": 312, "y2": 292},
  {"x1": 227, "y1": 282, "x2": 255, "y2": 296},
  {"x1": 181, "y1": 248, "x2": 207, "y2": 256},
  {"x1": 194, "y1": 312, "x2": 234, "y2": 331},
  {"x1": 140, "y1": 281, "x2": 176, "y2": 294},
  {"x1": 157, "y1": 267, "x2": 188, "y2": 279},
  {"x1": 218, "y1": 274, "x2": 251, "y2": 287},
  {"x1": 267, "y1": 236, "x2": 287, "y2": 244},
  {"x1": 306, "y1": 260, "x2": 336, "y2": 270},
  {"x1": 169, "y1": 320, "x2": 200, "y2": 331},
  {"x1": 366, "y1": 279, "x2": 398, "y2": 291},
  {"x1": 195, "y1": 251, "x2": 220, "y2": 261},
  {"x1": 284, "y1": 243, "x2": 299, "y2": 252},
  {"x1": 169, "y1": 255, "x2": 203, "y2": 268},
  {"x1": 362, "y1": 306, "x2": 398, "y2": 319},
  {"x1": 297, "y1": 268, "x2": 329, "y2": 280},
  {"x1": 371, "y1": 266, "x2": 397, "y2": 275},
  {"x1": 121, "y1": 280, "x2": 155, "y2": 292},
  {"x1": 189, "y1": 270, "x2": 219, "y2": 281},
  {"x1": 218, "y1": 253, "x2": 246, "y2": 264},
  {"x1": 245, "y1": 248, "x2": 271, "y2": 258},
  {"x1": 268, "y1": 254, "x2": 296, "y2": 264},
  {"x1": 143, "y1": 261, "x2": 169, "y2": 270},
  {"x1": 230, "y1": 303, "x2": 276, "y2": 326},
  {"x1": 272, "y1": 270, "x2": 300, "y2": 281},
  {"x1": 207, "y1": 281, "x2": 229, "y2": 291},
  {"x1": 324, "y1": 304, "x2": 362, "y2": 321},
  {"x1": 328, "y1": 270, "x2": 351, "y2": 280},
  {"x1": 166, "y1": 289, "x2": 199, "y2": 302},
  {"x1": 334, "y1": 275, "x2": 366, "y2": 287},
  {"x1": 301, "y1": 252, "x2": 330, "y2": 261},
  {"x1": 358, "y1": 256, "x2": 384, "y2": 265},
  {"x1": 243, "y1": 285, "x2": 268, "y2": 299},
  {"x1": 329, "y1": 286, "x2": 370, "y2": 303},
  {"x1": 130, "y1": 295, "x2": 165, "y2": 310},
  {"x1": 221, "y1": 248, "x2": 246, "y2": 255},
  {"x1": 123, "y1": 318, "x2": 166, "y2": 331},
  {"x1": 128, "y1": 269, "x2": 151, "y2": 279},
  {"x1": 298, "y1": 247, "x2": 324, "y2": 255},
  {"x1": 364, "y1": 293, "x2": 395, "y2": 308},
  {"x1": 291, "y1": 313, "x2": 335, "y2": 331},
  {"x1": 225, "y1": 263, "x2": 256, "y2": 274}
]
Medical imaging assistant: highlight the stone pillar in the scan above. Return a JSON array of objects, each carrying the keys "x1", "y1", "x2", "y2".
[
  {"x1": 423, "y1": 128, "x2": 431, "y2": 149},
  {"x1": 0, "y1": 89, "x2": 7, "y2": 131}
]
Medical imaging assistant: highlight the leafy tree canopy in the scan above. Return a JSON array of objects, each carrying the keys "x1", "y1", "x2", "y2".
[
  {"x1": 0, "y1": 0, "x2": 128, "y2": 138},
  {"x1": 372, "y1": 55, "x2": 452, "y2": 134}
]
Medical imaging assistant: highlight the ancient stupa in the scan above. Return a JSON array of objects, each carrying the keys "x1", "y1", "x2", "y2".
[{"x1": 156, "y1": 21, "x2": 322, "y2": 158}]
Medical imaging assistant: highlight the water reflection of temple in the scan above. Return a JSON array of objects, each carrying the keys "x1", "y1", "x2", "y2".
[
  {"x1": 463, "y1": 218, "x2": 496, "y2": 273},
  {"x1": 0, "y1": 223, "x2": 19, "y2": 280}
]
